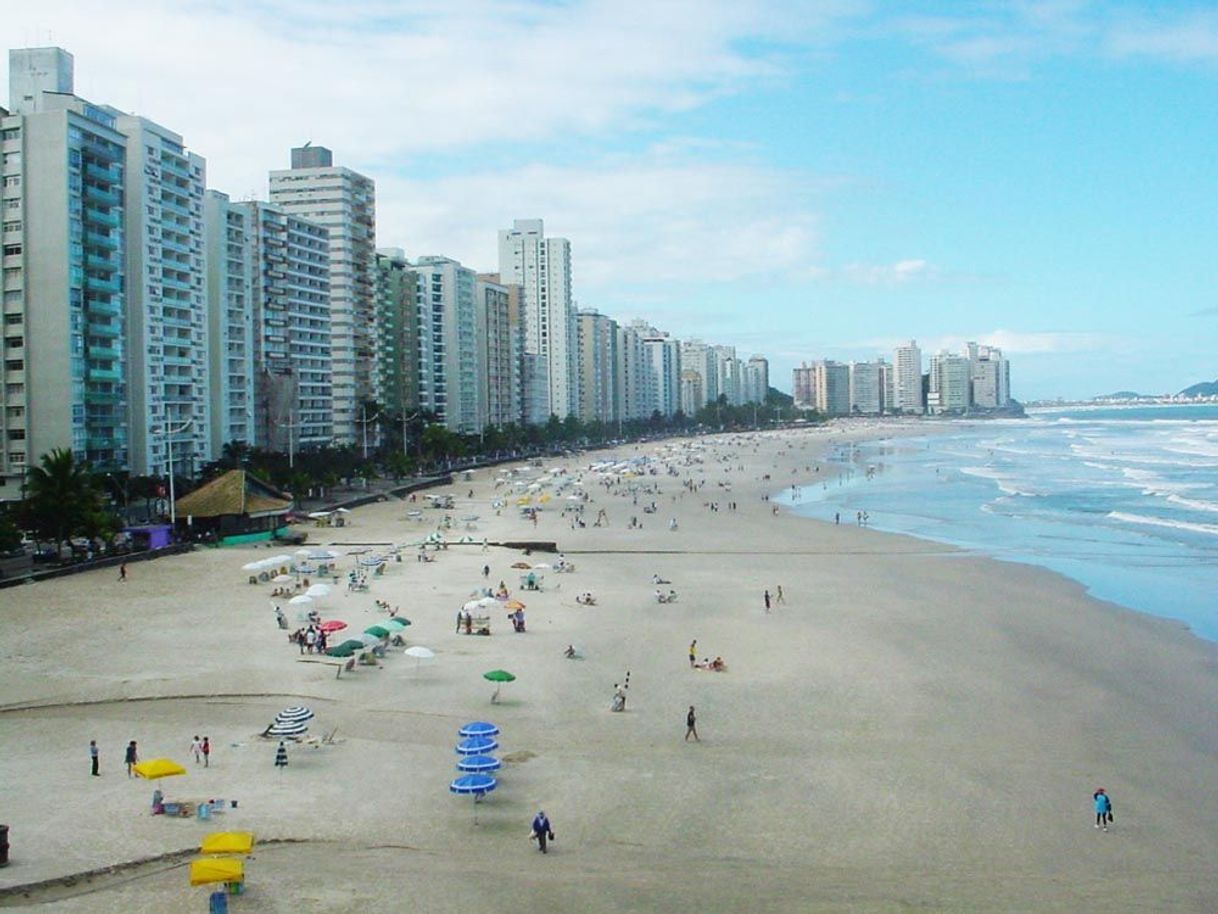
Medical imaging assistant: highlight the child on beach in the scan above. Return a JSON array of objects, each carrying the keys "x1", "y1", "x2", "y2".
[
  {"x1": 202, "y1": 737, "x2": 210, "y2": 768},
  {"x1": 190, "y1": 736, "x2": 202, "y2": 764},
  {"x1": 125, "y1": 740, "x2": 138, "y2": 777}
]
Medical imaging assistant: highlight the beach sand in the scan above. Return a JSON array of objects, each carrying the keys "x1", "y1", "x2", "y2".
[{"x1": 2, "y1": 425, "x2": 1217, "y2": 913}]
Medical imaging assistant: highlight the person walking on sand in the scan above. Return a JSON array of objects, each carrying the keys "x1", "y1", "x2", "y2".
[
  {"x1": 89, "y1": 739, "x2": 100, "y2": 776},
  {"x1": 531, "y1": 810, "x2": 555, "y2": 853},
  {"x1": 125, "y1": 740, "x2": 138, "y2": 777},
  {"x1": 202, "y1": 736, "x2": 211, "y2": 768},
  {"x1": 775, "y1": 585, "x2": 784, "y2": 605},
  {"x1": 1094, "y1": 788, "x2": 1113, "y2": 831},
  {"x1": 763, "y1": 589, "x2": 771, "y2": 613},
  {"x1": 689, "y1": 639, "x2": 698, "y2": 668},
  {"x1": 190, "y1": 735, "x2": 202, "y2": 764},
  {"x1": 685, "y1": 705, "x2": 700, "y2": 742},
  {"x1": 118, "y1": 562, "x2": 128, "y2": 582}
]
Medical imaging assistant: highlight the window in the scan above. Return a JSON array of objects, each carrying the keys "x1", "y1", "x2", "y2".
[
  {"x1": 9, "y1": 451, "x2": 25, "y2": 465},
  {"x1": 5, "y1": 359, "x2": 23, "y2": 371},
  {"x1": 3, "y1": 244, "x2": 22, "y2": 256},
  {"x1": 3, "y1": 176, "x2": 19, "y2": 187},
  {"x1": 3, "y1": 221, "x2": 21, "y2": 233}
]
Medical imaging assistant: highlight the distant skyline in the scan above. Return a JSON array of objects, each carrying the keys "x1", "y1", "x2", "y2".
[{"x1": 6, "y1": 1, "x2": 1216, "y2": 399}]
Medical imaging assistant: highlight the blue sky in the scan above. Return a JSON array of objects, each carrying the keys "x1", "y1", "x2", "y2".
[{"x1": 6, "y1": 1, "x2": 1217, "y2": 399}]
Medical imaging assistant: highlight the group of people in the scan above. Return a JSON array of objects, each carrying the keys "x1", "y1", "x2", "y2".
[{"x1": 292, "y1": 624, "x2": 329, "y2": 654}]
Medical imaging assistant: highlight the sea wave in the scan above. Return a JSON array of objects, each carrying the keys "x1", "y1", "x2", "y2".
[
  {"x1": 1106, "y1": 511, "x2": 1218, "y2": 538},
  {"x1": 958, "y1": 465, "x2": 1044, "y2": 497}
]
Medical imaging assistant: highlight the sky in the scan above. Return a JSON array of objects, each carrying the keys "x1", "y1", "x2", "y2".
[{"x1": 5, "y1": 0, "x2": 1217, "y2": 400}]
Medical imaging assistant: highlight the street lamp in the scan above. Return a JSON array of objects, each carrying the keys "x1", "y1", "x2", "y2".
[
  {"x1": 356, "y1": 404, "x2": 381, "y2": 461},
  {"x1": 152, "y1": 418, "x2": 194, "y2": 526}
]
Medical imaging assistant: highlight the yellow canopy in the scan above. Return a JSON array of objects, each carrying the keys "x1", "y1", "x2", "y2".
[
  {"x1": 189, "y1": 857, "x2": 243, "y2": 886},
  {"x1": 132, "y1": 758, "x2": 187, "y2": 780},
  {"x1": 200, "y1": 832, "x2": 254, "y2": 855}
]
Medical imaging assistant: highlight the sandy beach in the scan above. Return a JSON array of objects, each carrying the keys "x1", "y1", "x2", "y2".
[{"x1": 2, "y1": 424, "x2": 1217, "y2": 913}]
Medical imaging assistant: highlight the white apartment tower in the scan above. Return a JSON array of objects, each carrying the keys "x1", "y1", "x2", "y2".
[
  {"x1": 576, "y1": 309, "x2": 618, "y2": 424},
  {"x1": 1, "y1": 48, "x2": 129, "y2": 496},
  {"x1": 892, "y1": 340, "x2": 924, "y2": 414},
  {"x1": 475, "y1": 274, "x2": 520, "y2": 430},
  {"x1": 203, "y1": 191, "x2": 255, "y2": 452},
  {"x1": 849, "y1": 359, "x2": 885, "y2": 415},
  {"x1": 497, "y1": 219, "x2": 574, "y2": 423},
  {"x1": 679, "y1": 340, "x2": 716, "y2": 413},
  {"x1": 928, "y1": 350, "x2": 971, "y2": 414},
  {"x1": 632, "y1": 322, "x2": 681, "y2": 419},
  {"x1": 967, "y1": 342, "x2": 1011, "y2": 408},
  {"x1": 743, "y1": 355, "x2": 770, "y2": 405},
  {"x1": 269, "y1": 145, "x2": 376, "y2": 444}
]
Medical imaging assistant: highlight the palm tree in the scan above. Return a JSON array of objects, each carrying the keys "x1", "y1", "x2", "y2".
[{"x1": 24, "y1": 448, "x2": 106, "y2": 554}]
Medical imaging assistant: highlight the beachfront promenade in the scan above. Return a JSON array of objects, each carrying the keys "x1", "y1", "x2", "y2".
[{"x1": 1, "y1": 426, "x2": 1216, "y2": 912}]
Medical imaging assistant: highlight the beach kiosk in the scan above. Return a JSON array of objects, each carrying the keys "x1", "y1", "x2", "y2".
[{"x1": 173, "y1": 470, "x2": 294, "y2": 545}]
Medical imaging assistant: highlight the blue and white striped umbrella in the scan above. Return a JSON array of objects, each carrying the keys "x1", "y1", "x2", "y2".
[
  {"x1": 456, "y1": 754, "x2": 501, "y2": 774},
  {"x1": 276, "y1": 707, "x2": 314, "y2": 724},
  {"x1": 455, "y1": 736, "x2": 498, "y2": 756},
  {"x1": 266, "y1": 719, "x2": 308, "y2": 737},
  {"x1": 449, "y1": 774, "x2": 497, "y2": 796},
  {"x1": 458, "y1": 721, "x2": 499, "y2": 738}
]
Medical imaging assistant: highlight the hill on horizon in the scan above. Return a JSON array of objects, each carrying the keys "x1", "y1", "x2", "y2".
[{"x1": 1179, "y1": 379, "x2": 1218, "y2": 397}]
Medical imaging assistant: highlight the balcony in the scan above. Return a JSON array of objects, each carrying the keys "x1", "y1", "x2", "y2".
[
  {"x1": 86, "y1": 344, "x2": 120, "y2": 360},
  {"x1": 86, "y1": 366, "x2": 122, "y2": 381},
  {"x1": 86, "y1": 275, "x2": 122, "y2": 294},
  {"x1": 84, "y1": 161, "x2": 119, "y2": 183},
  {"x1": 86, "y1": 252, "x2": 119, "y2": 271},
  {"x1": 85, "y1": 230, "x2": 117, "y2": 250},
  {"x1": 160, "y1": 156, "x2": 191, "y2": 179},
  {"x1": 84, "y1": 184, "x2": 120, "y2": 207},
  {"x1": 84, "y1": 208, "x2": 120, "y2": 229}
]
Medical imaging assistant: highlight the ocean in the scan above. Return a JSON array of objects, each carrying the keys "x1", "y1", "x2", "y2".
[{"x1": 782, "y1": 404, "x2": 1218, "y2": 642}]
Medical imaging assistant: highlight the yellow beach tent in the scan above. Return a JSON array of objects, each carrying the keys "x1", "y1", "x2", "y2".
[
  {"x1": 200, "y1": 832, "x2": 254, "y2": 855},
  {"x1": 189, "y1": 857, "x2": 243, "y2": 886}
]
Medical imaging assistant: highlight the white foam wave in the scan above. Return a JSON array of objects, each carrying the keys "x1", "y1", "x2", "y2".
[
  {"x1": 1165, "y1": 494, "x2": 1218, "y2": 514},
  {"x1": 959, "y1": 465, "x2": 1044, "y2": 497},
  {"x1": 1107, "y1": 511, "x2": 1218, "y2": 538}
]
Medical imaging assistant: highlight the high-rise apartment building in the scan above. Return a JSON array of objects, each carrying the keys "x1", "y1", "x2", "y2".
[
  {"x1": 229, "y1": 201, "x2": 332, "y2": 451},
  {"x1": 743, "y1": 355, "x2": 770, "y2": 405},
  {"x1": 414, "y1": 256, "x2": 481, "y2": 434},
  {"x1": 813, "y1": 360, "x2": 851, "y2": 417},
  {"x1": 497, "y1": 219, "x2": 574, "y2": 422},
  {"x1": 2, "y1": 49, "x2": 130, "y2": 498},
  {"x1": 792, "y1": 364, "x2": 814, "y2": 409},
  {"x1": 376, "y1": 249, "x2": 420, "y2": 423},
  {"x1": 849, "y1": 359, "x2": 885, "y2": 415},
  {"x1": 633, "y1": 322, "x2": 681, "y2": 418},
  {"x1": 967, "y1": 342, "x2": 1011, "y2": 408},
  {"x1": 270, "y1": 145, "x2": 376, "y2": 444},
  {"x1": 575, "y1": 309, "x2": 618, "y2": 424},
  {"x1": 679, "y1": 340, "x2": 715, "y2": 413},
  {"x1": 892, "y1": 340, "x2": 924, "y2": 414},
  {"x1": 928, "y1": 350, "x2": 971, "y2": 414},
  {"x1": 615, "y1": 322, "x2": 649, "y2": 422},
  {"x1": 713, "y1": 346, "x2": 739, "y2": 406},
  {"x1": 475, "y1": 273, "x2": 519, "y2": 430},
  {"x1": 203, "y1": 191, "x2": 254, "y2": 452}
]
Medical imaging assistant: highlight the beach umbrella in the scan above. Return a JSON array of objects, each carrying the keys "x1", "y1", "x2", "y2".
[
  {"x1": 319, "y1": 620, "x2": 347, "y2": 633},
  {"x1": 275, "y1": 707, "x2": 314, "y2": 724},
  {"x1": 288, "y1": 595, "x2": 314, "y2": 607},
  {"x1": 306, "y1": 584, "x2": 331, "y2": 598},
  {"x1": 189, "y1": 857, "x2": 243, "y2": 886},
  {"x1": 456, "y1": 755, "x2": 501, "y2": 774},
  {"x1": 242, "y1": 561, "x2": 264, "y2": 572},
  {"x1": 450, "y1": 773, "x2": 497, "y2": 823},
  {"x1": 295, "y1": 549, "x2": 312, "y2": 558},
  {"x1": 383, "y1": 617, "x2": 410, "y2": 628},
  {"x1": 364, "y1": 624, "x2": 391, "y2": 638},
  {"x1": 200, "y1": 832, "x2": 255, "y2": 855},
  {"x1": 133, "y1": 758, "x2": 188, "y2": 780},
  {"x1": 462, "y1": 599, "x2": 484, "y2": 612},
  {"x1": 265, "y1": 719, "x2": 308, "y2": 738},
  {"x1": 326, "y1": 642, "x2": 358, "y2": 658},
  {"x1": 531, "y1": 563, "x2": 552, "y2": 571},
  {"x1": 483, "y1": 669, "x2": 516, "y2": 704},
  {"x1": 504, "y1": 600, "x2": 526, "y2": 610},
  {"x1": 269, "y1": 554, "x2": 292, "y2": 564},
  {"x1": 510, "y1": 561, "x2": 531, "y2": 570},
  {"x1": 272, "y1": 573, "x2": 294, "y2": 584},
  {"x1": 458, "y1": 721, "x2": 500, "y2": 738},
  {"x1": 404, "y1": 646, "x2": 434, "y2": 670},
  {"x1": 307, "y1": 511, "x2": 331, "y2": 519},
  {"x1": 309, "y1": 550, "x2": 337, "y2": 560},
  {"x1": 456, "y1": 736, "x2": 499, "y2": 755}
]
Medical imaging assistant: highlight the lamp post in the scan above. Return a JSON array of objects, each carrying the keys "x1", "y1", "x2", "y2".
[
  {"x1": 356, "y1": 404, "x2": 381, "y2": 461},
  {"x1": 153, "y1": 418, "x2": 194, "y2": 526}
]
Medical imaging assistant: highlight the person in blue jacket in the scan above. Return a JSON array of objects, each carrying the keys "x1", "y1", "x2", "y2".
[
  {"x1": 531, "y1": 811, "x2": 554, "y2": 853},
  {"x1": 1094, "y1": 788, "x2": 1113, "y2": 831}
]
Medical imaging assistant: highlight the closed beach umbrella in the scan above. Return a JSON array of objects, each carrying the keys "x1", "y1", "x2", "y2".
[
  {"x1": 275, "y1": 706, "x2": 314, "y2": 724},
  {"x1": 456, "y1": 736, "x2": 499, "y2": 755},
  {"x1": 456, "y1": 754, "x2": 501, "y2": 774},
  {"x1": 133, "y1": 758, "x2": 188, "y2": 780},
  {"x1": 274, "y1": 741, "x2": 289, "y2": 771},
  {"x1": 288, "y1": 595, "x2": 314, "y2": 607},
  {"x1": 458, "y1": 721, "x2": 500, "y2": 738}
]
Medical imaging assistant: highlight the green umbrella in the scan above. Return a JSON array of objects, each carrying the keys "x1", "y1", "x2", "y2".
[
  {"x1": 483, "y1": 669, "x2": 516, "y2": 704},
  {"x1": 365, "y1": 624, "x2": 391, "y2": 638},
  {"x1": 326, "y1": 643, "x2": 357, "y2": 658},
  {"x1": 384, "y1": 617, "x2": 411, "y2": 628}
]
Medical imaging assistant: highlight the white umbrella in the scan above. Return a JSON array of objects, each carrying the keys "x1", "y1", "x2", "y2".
[
  {"x1": 269, "y1": 554, "x2": 292, "y2": 564},
  {"x1": 462, "y1": 599, "x2": 484, "y2": 612},
  {"x1": 294, "y1": 549, "x2": 312, "y2": 558},
  {"x1": 272, "y1": 573, "x2": 295, "y2": 584},
  {"x1": 241, "y1": 561, "x2": 264, "y2": 572},
  {"x1": 335, "y1": 507, "x2": 351, "y2": 514},
  {"x1": 404, "y1": 646, "x2": 434, "y2": 660},
  {"x1": 305, "y1": 584, "x2": 331, "y2": 598},
  {"x1": 307, "y1": 511, "x2": 331, "y2": 519},
  {"x1": 531, "y1": 563, "x2": 552, "y2": 571},
  {"x1": 476, "y1": 596, "x2": 499, "y2": 609},
  {"x1": 275, "y1": 706, "x2": 314, "y2": 723},
  {"x1": 288, "y1": 595, "x2": 314, "y2": 607}
]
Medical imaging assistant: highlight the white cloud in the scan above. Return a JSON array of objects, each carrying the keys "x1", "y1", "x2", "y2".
[
  {"x1": 377, "y1": 153, "x2": 822, "y2": 285},
  {"x1": 837, "y1": 258, "x2": 936, "y2": 286},
  {"x1": 1106, "y1": 10, "x2": 1218, "y2": 64}
]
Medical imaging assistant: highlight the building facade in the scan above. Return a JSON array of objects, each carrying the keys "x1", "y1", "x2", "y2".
[
  {"x1": 475, "y1": 273, "x2": 519, "y2": 430},
  {"x1": 375, "y1": 248, "x2": 420, "y2": 424},
  {"x1": 414, "y1": 256, "x2": 481, "y2": 434},
  {"x1": 892, "y1": 340, "x2": 924, "y2": 414},
  {"x1": 575, "y1": 308, "x2": 618, "y2": 424},
  {"x1": 849, "y1": 359, "x2": 885, "y2": 415},
  {"x1": 928, "y1": 350, "x2": 971, "y2": 414},
  {"x1": 203, "y1": 190, "x2": 254, "y2": 452},
  {"x1": 497, "y1": 219, "x2": 574, "y2": 422},
  {"x1": 967, "y1": 342, "x2": 1011, "y2": 408},
  {"x1": 269, "y1": 146, "x2": 376, "y2": 444}
]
